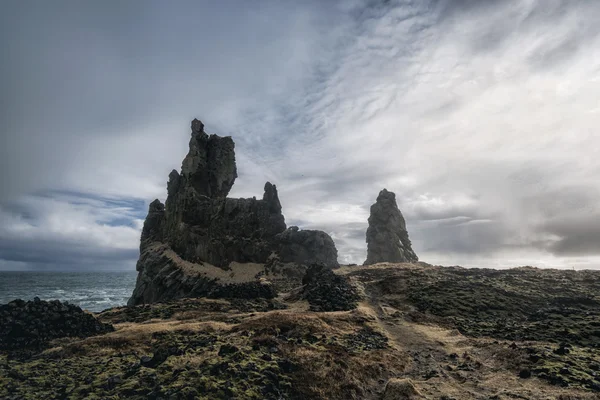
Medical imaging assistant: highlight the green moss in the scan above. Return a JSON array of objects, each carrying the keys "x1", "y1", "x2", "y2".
[
  {"x1": 0, "y1": 325, "x2": 310, "y2": 399},
  {"x1": 513, "y1": 343, "x2": 600, "y2": 390}
]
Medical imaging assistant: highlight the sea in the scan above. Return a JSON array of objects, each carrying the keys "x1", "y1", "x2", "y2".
[{"x1": 0, "y1": 271, "x2": 138, "y2": 313}]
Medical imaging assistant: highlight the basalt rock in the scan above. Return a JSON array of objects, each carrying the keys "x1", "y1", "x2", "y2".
[
  {"x1": 0, "y1": 298, "x2": 113, "y2": 351},
  {"x1": 181, "y1": 118, "x2": 237, "y2": 198},
  {"x1": 364, "y1": 189, "x2": 418, "y2": 265},
  {"x1": 275, "y1": 226, "x2": 338, "y2": 267},
  {"x1": 129, "y1": 119, "x2": 338, "y2": 305},
  {"x1": 301, "y1": 264, "x2": 360, "y2": 312}
]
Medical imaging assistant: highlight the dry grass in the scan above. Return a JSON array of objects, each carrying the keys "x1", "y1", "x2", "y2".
[
  {"x1": 226, "y1": 308, "x2": 409, "y2": 399},
  {"x1": 383, "y1": 378, "x2": 423, "y2": 399},
  {"x1": 232, "y1": 307, "x2": 378, "y2": 338},
  {"x1": 233, "y1": 311, "x2": 341, "y2": 337},
  {"x1": 43, "y1": 319, "x2": 234, "y2": 359},
  {"x1": 284, "y1": 341, "x2": 407, "y2": 400},
  {"x1": 7, "y1": 264, "x2": 600, "y2": 400},
  {"x1": 154, "y1": 244, "x2": 267, "y2": 283}
]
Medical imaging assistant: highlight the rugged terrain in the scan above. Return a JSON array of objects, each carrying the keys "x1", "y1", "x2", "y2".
[
  {"x1": 3, "y1": 119, "x2": 597, "y2": 399},
  {"x1": 2, "y1": 263, "x2": 600, "y2": 400}
]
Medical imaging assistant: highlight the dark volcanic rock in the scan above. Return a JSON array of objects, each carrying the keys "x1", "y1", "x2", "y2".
[
  {"x1": 302, "y1": 264, "x2": 360, "y2": 312},
  {"x1": 129, "y1": 243, "x2": 221, "y2": 306},
  {"x1": 276, "y1": 226, "x2": 339, "y2": 268},
  {"x1": 128, "y1": 243, "x2": 280, "y2": 306},
  {"x1": 129, "y1": 119, "x2": 339, "y2": 305},
  {"x1": 164, "y1": 182, "x2": 287, "y2": 267},
  {"x1": 364, "y1": 189, "x2": 418, "y2": 265},
  {"x1": 208, "y1": 281, "x2": 277, "y2": 300},
  {"x1": 0, "y1": 298, "x2": 113, "y2": 351},
  {"x1": 182, "y1": 118, "x2": 237, "y2": 198},
  {"x1": 140, "y1": 199, "x2": 165, "y2": 245}
]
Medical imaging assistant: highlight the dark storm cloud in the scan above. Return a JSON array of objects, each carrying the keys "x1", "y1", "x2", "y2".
[
  {"x1": 0, "y1": 237, "x2": 138, "y2": 267},
  {"x1": 0, "y1": 0, "x2": 339, "y2": 202},
  {"x1": 0, "y1": 191, "x2": 143, "y2": 269},
  {"x1": 543, "y1": 216, "x2": 600, "y2": 256}
]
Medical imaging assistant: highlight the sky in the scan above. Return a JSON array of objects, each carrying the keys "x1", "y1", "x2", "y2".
[{"x1": 2, "y1": 0, "x2": 600, "y2": 271}]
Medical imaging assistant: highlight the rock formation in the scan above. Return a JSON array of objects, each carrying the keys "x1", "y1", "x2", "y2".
[
  {"x1": 364, "y1": 189, "x2": 418, "y2": 265},
  {"x1": 0, "y1": 298, "x2": 113, "y2": 350},
  {"x1": 301, "y1": 264, "x2": 360, "y2": 312},
  {"x1": 129, "y1": 119, "x2": 338, "y2": 305},
  {"x1": 275, "y1": 226, "x2": 338, "y2": 266}
]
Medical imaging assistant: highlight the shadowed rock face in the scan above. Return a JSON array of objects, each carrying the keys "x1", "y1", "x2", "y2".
[
  {"x1": 276, "y1": 227, "x2": 338, "y2": 267},
  {"x1": 181, "y1": 119, "x2": 237, "y2": 198},
  {"x1": 129, "y1": 119, "x2": 338, "y2": 305},
  {"x1": 364, "y1": 189, "x2": 418, "y2": 265}
]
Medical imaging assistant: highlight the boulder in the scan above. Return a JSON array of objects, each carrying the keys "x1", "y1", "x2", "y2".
[
  {"x1": 276, "y1": 226, "x2": 339, "y2": 268},
  {"x1": 382, "y1": 378, "x2": 423, "y2": 399},
  {"x1": 364, "y1": 189, "x2": 418, "y2": 265},
  {"x1": 301, "y1": 264, "x2": 359, "y2": 312}
]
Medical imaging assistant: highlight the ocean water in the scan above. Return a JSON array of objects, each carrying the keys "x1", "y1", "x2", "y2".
[{"x1": 0, "y1": 271, "x2": 137, "y2": 312}]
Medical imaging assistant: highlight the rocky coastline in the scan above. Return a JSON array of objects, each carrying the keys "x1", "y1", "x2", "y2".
[{"x1": 2, "y1": 119, "x2": 599, "y2": 399}]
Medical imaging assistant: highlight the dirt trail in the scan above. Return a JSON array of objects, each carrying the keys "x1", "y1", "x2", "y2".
[
  {"x1": 363, "y1": 292, "x2": 479, "y2": 399},
  {"x1": 359, "y1": 276, "x2": 598, "y2": 400}
]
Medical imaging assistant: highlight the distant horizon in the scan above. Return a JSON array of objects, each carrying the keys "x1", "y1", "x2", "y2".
[
  {"x1": 0, "y1": 262, "x2": 593, "y2": 273},
  {"x1": 0, "y1": 269, "x2": 137, "y2": 273}
]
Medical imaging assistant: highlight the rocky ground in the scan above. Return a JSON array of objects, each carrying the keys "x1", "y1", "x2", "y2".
[
  {"x1": 0, "y1": 297, "x2": 114, "y2": 353},
  {"x1": 2, "y1": 263, "x2": 600, "y2": 399}
]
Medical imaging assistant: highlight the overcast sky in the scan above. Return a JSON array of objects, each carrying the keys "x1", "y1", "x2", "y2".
[{"x1": 2, "y1": 0, "x2": 600, "y2": 271}]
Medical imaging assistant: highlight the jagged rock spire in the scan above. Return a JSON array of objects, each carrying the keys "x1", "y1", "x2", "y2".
[
  {"x1": 364, "y1": 189, "x2": 418, "y2": 265},
  {"x1": 180, "y1": 119, "x2": 237, "y2": 198}
]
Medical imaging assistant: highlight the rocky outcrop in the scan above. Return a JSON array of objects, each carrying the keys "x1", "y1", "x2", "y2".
[
  {"x1": 275, "y1": 226, "x2": 339, "y2": 267},
  {"x1": 181, "y1": 118, "x2": 237, "y2": 198},
  {"x1": 301, "y1": 264, "x2": 360, "y2": 312},
  {"x1": 364, "y1": 189, "x2": 418, "y2": 265},
  {"x1": 0, "y1": 298, "x2": 114, "y2": 350},
  {"x1": 129, "y1": 119, "x2": 338, "y2": 305}
]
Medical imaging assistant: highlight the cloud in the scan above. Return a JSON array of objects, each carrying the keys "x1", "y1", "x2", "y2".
[
  {"x1": 2, "y1": 0, "x2": 600, "y2": 270},
  {"x1": 0, "y1": 192, "x2": 143, "y2": 270}
]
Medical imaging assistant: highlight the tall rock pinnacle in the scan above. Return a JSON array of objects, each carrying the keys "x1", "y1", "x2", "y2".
[
  {"x1": 364, "y1": 189, "x2": 418, "y2": 265},
  {"x1": 128, "y1": 118, "x2": 339, "y2": 305},
  {"x1": 180, "y1": 118, "x2": 237, "y2": 198}
]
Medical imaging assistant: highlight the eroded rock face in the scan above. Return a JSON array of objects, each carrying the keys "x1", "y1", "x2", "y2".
[
  {"x1": 364, "y1": 189, "x2": 418, "y2": 265},
  {"x1": 181, "y1": 118, "x2": 237, "y2": 198},
  {"x1": 163, "y1": 183, "x2": 287, "y2": 267},
  {"x1": 129, "y1": 119, "x2": 338, "y2": 305}
]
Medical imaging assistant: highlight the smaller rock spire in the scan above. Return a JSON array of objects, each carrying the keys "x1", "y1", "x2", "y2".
[
  {"x1": 180, "y1": 118, "x2": 237, "y2": 198},
  {"x1": 364, "y1": 188, "x2": 418, "y2": 265},
  {"x1": 263, "y1": 182, "x2": 282, "y2": 213}
]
